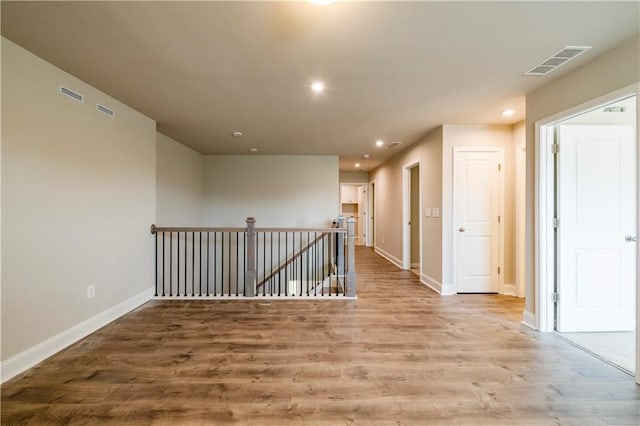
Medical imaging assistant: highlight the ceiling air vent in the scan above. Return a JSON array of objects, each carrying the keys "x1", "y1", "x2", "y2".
[
  {"x1": 97, "y1": 104, "x2": 115, "y2": 118},
  {"x1": 604, "y1": 106, "x2": 626, "y2": 113},
  {"x1": 386, "y1": 141, "x2": 402, "y2": 149},
  {"x1": 59, "y1": 85, "x2": 84, "y2": 103},
  {"x1": 524, "y1": 45, "x2": 591, "y2": 77}
]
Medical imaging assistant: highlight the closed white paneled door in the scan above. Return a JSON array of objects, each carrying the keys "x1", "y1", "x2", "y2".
[
  {"x1": 557, "y1": 125, "x2": 636, "y2": 332},
  {"x1": 453, "y1": 148, "x2": 503, "y2": 293}
]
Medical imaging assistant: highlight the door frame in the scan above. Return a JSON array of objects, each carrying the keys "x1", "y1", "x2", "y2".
[
  {"x1": 534, "y1": 84, "x2": 639, "y2": 380},
  {"x1": 516, "y1": 143, "x2": 526, "y2": 298},
  {"x1": 340, "y1": 182, "x2": 368, "y2": 246},
  {"x1": 402, "y1": 161, "x2": 422, "y2": 271},
  {"x1": 368, "y1": 180, "x2": 376, "y2": 247},
  {"x1": 452, "y1": 147, "x2": 505, "y2": 293}
]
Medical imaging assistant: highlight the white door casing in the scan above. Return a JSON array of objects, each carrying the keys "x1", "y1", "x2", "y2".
[
  {"x1": 453, "y1": 148, "x2": 504, "y2": 293},
  {"x1": 402, "y1": 161, "x2": 421, "y2": 271},
  {"x1": 557, "y1": 125, "x2": 636, "y2": 332}
]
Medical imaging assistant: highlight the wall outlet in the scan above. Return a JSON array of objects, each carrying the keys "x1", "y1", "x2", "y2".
[{"x1": 87, "y1": 284, "x2": 95, "y2": 299}]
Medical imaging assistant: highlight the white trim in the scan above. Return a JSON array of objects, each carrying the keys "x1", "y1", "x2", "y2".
[
  {"x1": 441, "y1": 282, "x2": 456, "y2": 296},
  {"x1": 534, "y1": 84, "x2": 639, "y2": 384},
  {"x1": 502, "y1": 283, "x2": 517, "y2": 297},
  {"x1": 521, "y1": 310, "x2": 537, "y2": 330},
  {"x1": 535, "y1": 84, "x2": 639, "y2": 334},
  {"x1": 452, "y1": 147, "x2": 505, "y2": 294},
  {"x1": 515, "y1": 143, "x2": 526, "y2": 298},
  {"x1": 1, "y1": 287, "x2": 154, "y2": 383},
  {"x1": 368, "y1": 180, "x2": 376, "y2": 247},
  {"x1": 374, "y1": 246, "x2": 403, "y2": 269},
  {"x1": 402, "y1": 161, "x2": 422, "y2": 271},
  {"x1": 340, "y1": 182, "x2": 368, "y2": 246},
  {"x1": 420, "y1": 273, "x2": 444, "y2": 294}
]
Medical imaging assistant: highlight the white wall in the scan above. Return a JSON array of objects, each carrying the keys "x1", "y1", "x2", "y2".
[
  {"x1": 525, "y1": 35, "x2": 640, "y2": 323},
  {"x1": 156, "y1": 132, "x2": 204, "y2": 226},
  {"x1": 203, "y1": 155, "x2": 339, "y2": 227},
  {"x1": 1, "y1": 38, "x2": 156, "y2": 367}
]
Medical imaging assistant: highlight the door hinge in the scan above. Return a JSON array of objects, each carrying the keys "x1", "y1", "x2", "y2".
[
  {"x1": 551, "y1": 143, "x2": 559, "y2": 154},
  {"x1": 553, "y1": 218, "x2": 559, "y2": 229},
  {"x1": 498, "y1": 215, "x2": 501, "y2": 224},
  {"x1": 497, "y1": 266, "x2": 501, "y2": 274},
  {"x1": 552, "y1": 292, "x2": 559, "y2": 303},
  {"x1": 498, "y1": 163, "x2": 502, "y2": 172}
]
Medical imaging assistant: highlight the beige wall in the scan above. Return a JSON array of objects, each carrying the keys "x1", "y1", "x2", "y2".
[
  {"x1": 513, "y1": 121, "x2": 526, "y2": 298},
  {"x1": 371, "y1": 124, "x2": 519, "y2": 294},
  {"x1": 156, "y1": 132, "x2": 204, "y2": 226},
  {"x1": 339, "y1": 171, "x2": 369, "y2": 184},
  {"x1": 1, "y1": 38, "x2": 156, "y2": 361},
  {"x1": 525, "y1": 35, "x2": 640, "y2": 320},
  {"x1": 203, "y1": 155, "x2": 339, "y2": 227},
  {"x1": 370, "y1": 126, "x2": 443, "y2": 285},
  {"x1": 442, "y1": 125, "x2": 516, "y2": 293}
]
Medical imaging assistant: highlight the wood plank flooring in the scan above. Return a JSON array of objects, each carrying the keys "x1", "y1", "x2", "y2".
[{"x1": 2, "y1": 247, "x2": 639, "y2": 425}]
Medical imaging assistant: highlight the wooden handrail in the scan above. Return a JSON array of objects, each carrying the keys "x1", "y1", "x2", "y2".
[
  {"x1": 150, "y1": 225, "x2": 345, "y2": 234},
  {"x1": 151, "y1": 225, "x2": 246, "y2": 234},
  {"x1": 256, "y1": 232, "x2": 332, "y2": 289},
  {"x1": 256, "y1": 227, "x2": 345, "y2": 233}
]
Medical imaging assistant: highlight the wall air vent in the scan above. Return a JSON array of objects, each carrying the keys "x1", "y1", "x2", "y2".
[
  {"x1": 603, "y1": 106, "x2": 626, "y2": 113},
  {"x1": 386, "y1": 141, "x2": 402, "y2": 149},
  {"x1": 524, "y1": 45, "x2": 591, "y2": 77},
  {"x1": 59, "y1": 85, "x2": 84, "y2": 103},
  {"x1": 97, "y1": 104, "x2": 115, "y2": 117}
]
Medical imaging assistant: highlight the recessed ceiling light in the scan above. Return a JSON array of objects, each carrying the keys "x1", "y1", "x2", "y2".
[
  {"x1": 310, "y1": 81, "x2": 325, "y2": 93},
  {"x1": 375, "y1": 139, "x2": 384, "y2": 147},
  {"x1": 249, "y1": 148, "x2": 258, "y2": 152},
  {"x1": 232, "y1": 131, "x2": 242, "y2": 137},
  {"x1": 363, "y1": 154, "x2": 370, "y2": 159},
  {"x1": 355, "y1": 163, "x2": 361, "y2": 168},
  {"x1": 502, "y1": 109, "x2": 515, "y2": 117}
]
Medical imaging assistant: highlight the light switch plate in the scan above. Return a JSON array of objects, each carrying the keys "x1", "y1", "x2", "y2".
[
  {"x1": 432, "y1": 208, "x2": 440, "y2": 218},
  {"x1": 424, "y1": 208, "x2": 431, "y2": 218}
]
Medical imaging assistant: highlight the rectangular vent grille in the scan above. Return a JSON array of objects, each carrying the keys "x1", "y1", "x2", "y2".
[
  {"x1": 59, "y1": 85, "x2": 84, "y2": 102},
  {"x1": 387, "y1": 142, "x2": 401, "y2": 149},
  {"x1": 97, "y1": 104, "x2": 115, "y2": 117},
  {"x1": 524, "y1": 45, "x2": 591, "y2": 76}
]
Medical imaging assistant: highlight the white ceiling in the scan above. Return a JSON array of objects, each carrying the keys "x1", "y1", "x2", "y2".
[{"x1": 2, "y1": 1, "x2": 639, "y2": 171}]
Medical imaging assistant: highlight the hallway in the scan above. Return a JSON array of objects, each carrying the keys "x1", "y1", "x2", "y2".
[{"x1": 2, "y1": 247, "x2": 639, "y2": 424}]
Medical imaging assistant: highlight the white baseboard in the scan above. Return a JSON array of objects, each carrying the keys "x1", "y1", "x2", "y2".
[
  {"x1": 420, "y1": 273, "x2": 442, "y2": 294},
  {"x1": 1, "y1": 287, "x2": 154, "y2": 383},
  {"x1": 374, "y1": 247, "x2": 403, "y2": 269},
  {"x1": 502, "y1": 283, "x2": 517, "y2": 296},
  {"x1": 521, "y1": 310, "x2": 537, "y2": 330},
  {"x1": 441, "y1": 283, "x2": 456, "y2": 295}
]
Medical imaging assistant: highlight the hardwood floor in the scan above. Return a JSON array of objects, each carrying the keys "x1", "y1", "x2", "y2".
[{"x1": 2, "y1": 247, "x2": 639, "y2": 425}]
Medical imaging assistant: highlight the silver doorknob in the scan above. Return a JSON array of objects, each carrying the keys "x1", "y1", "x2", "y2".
[
  {"x1": 625, "y1": 235, "x2": 637, "y2": 242},
  {"x1": 458, "y1": 227, "x2": 466, "y2": 232}
]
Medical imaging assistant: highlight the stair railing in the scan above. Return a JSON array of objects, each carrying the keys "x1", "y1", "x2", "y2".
[{"x1": 150, "y1": 217, "x2": 356, "y2": 298}]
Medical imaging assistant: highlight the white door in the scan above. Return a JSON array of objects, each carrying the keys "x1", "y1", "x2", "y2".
[
  {"x1": 453, "y1": 149, "x2": 503, "y2": 293},
  {"x1": 557, "y1": 125, "x2": 636, "y2": 332}
]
